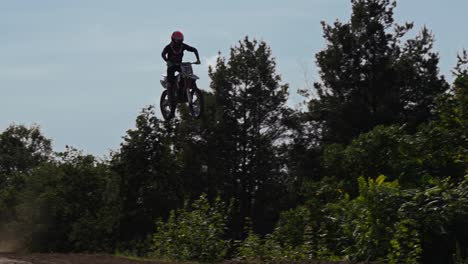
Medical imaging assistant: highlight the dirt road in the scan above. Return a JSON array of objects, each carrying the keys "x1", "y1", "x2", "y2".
[
  {"x1": 0, "y1": 253, "x2": 369, "y2": 264},
  {"x1": 0, "y1": 253, "x2": 180, "y2": 264}
]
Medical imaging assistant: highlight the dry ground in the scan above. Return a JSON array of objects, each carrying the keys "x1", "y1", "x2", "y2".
[{"x1": 0, "y1": 253, "x2": 373, "y2": 264}]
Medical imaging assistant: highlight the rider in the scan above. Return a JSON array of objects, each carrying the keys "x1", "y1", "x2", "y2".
[{"x1": 161, "y1": 31, "x2": 200, "y2": 105}]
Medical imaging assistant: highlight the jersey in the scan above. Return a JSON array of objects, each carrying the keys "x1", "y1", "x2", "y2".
[{"x1": 162, "y1": 43, "x2": 197, "y2": 64}]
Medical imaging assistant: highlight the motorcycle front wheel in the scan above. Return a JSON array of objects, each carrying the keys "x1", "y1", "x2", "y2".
[{"x1": 160, "y1": 90, "x2": 175, "y2": 120}]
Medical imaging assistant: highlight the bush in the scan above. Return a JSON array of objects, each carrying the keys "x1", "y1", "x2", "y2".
[
  {"x1": 237, "y1": 207, "x2": 314, "y2": 262},
  {"x1": 236, "y1": 175, "x2": 468, "y2": 263},
  {"x1": 388, "y1": 219, "x2": 422, "y2": 264},
  {"x1": 152, "y1": 194, "x2": 231, "y2": 262},
  {"x1": 315, "y1": 175, "x2": 404, "y2": 261},
  {"x1": 13, "y1": 149, "x2": 121, "y2": 252},
  {"x1": 391, "y1": 176, "x2": 468, "y2": 263}
]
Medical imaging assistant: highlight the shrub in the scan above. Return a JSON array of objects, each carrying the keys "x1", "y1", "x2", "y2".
[{"x1": 152, "y1": 194, "x2": 231, "y2": 262}]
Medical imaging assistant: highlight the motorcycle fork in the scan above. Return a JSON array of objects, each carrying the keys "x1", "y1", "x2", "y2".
[
  {"x1": 183, "y1": 79, "x2": 191, "y2": 100},
  {"x1": 181, "y1": 79, "x2": 190, "y2": 99}
]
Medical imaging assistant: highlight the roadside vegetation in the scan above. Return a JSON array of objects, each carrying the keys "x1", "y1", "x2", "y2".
[{"x1": 1, "y1": 0, "x2": 467, "y2": 263}]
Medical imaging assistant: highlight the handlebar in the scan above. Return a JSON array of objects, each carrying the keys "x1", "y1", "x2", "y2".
[{"x1": 169, "y1": 62, "x2": 200, "y2": 66}]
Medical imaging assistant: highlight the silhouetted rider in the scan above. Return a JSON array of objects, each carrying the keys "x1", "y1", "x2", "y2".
[{"x1": 161, "y1": 31, "x2": 200, "y2": 104}]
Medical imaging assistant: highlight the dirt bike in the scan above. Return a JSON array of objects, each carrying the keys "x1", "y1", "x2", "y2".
[{"x1": 160, "y1": 62, "x2": 204, "y2": 121}]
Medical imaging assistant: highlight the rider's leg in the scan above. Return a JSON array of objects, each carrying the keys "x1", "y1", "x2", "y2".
[
  {"x1": 167, "y1": 66, "x2": 177, "y2": 107},
  {"x1": 177, "y1": 78, "x2": 185, "y2": 102}
]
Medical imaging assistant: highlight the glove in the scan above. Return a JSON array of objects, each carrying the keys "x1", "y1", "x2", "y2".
[{"x1": 194, "y1": 60, "x2": 201, "y2": 65}]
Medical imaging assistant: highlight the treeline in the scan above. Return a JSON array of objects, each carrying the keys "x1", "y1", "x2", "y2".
[{"x1": 1, "y1": 0, "x2": 467, "y2": 263}]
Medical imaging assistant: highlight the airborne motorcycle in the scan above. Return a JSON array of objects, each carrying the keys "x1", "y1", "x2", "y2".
[{"x1": 160, "y1": 62, "x2": 204, "y2": 120}]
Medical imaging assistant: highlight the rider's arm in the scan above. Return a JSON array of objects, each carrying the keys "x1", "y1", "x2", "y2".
[
  {"x1": 161, "y1": 45, "x2": 169, "y2": 62},
  {"x1": 184, "y1": 44, "x2": 200, "y2": 62}
]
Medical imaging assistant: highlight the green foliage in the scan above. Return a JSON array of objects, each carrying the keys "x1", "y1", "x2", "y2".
[
  {"x1": 13, "y1": 147, "x2": 120, "y2": 252},
  {"x1": 322, "y1": 126, "x2": 412, "y2": 183},
  {"x1": 208, "y1": 37, "x2": 292, "y2": 236},
  {"x1": 396, "y1": 177, "x2": 468, "y2": 263},
  {"x1": 271, "y1": 206, "x2": 312, "y2": 248},
  {"x1": 152, "y1": 194, "x2": 231, "y2": 262},
  {"x1": 346, "y1": 176, "x2": 402, "y2": 260},
  {"x1": 236, "y1": 175, "x2": 468, "y2": 263},
  {"x1": 0, "y1": 6, "x2": 467, "y2": 263},
  {"x1": 237, "y1": 230, "x2": 267, "y2": 261},
  {"x1": 309, "y1": 0, "x2": 448, "y2": 144},
  {"x1": 0, "y1": 125, "x2": 53, "y2": 246},
  {"x1": 238, "y1": 217, "x2": 313, "y2": 262},
  {"x1": 236, "y1": 177, "x2": 347, "y2": 262},
  {"x1": 111, "y1": 106, "x2": 182, "y2": 245},
  {"x1": 306, "y1": 55, "x2": 468, "y2": 262},
  {"x1": 0, "y1": 124, "x2": 52, "y2": 175},
  {"x1": 255, "y1": 209, "x2": 313, "y2": 261},
  {"x1": 311, "y1": 176, "x2": 403, "y2": 261},
  {"x1": 388, "y1": 218, "x2": 422, "y2": 263},
  {"x1": 322, "y1": 108, "x2": 467, "y2": 187}
]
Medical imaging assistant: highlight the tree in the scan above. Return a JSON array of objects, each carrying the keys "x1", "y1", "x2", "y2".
[
  {"x1": 208, "y1": 37, "x2": 293, "y2": 236},
  {"x1": 0, "y1": 124, "x2": 52, "y2": 234},
  {"x1": 13, "y1": 147, "x2": 120, "y2": 252},
  {"x1": 0, "y1": 124, "x2": 52, "y2": 175},
  {"x1": 451, "y1": 50, "x2": 468, "y2": 126},
  {"x1": 111, "y1": 106, "x2": 182, "y2": 248},
  {"x1": 170, "y1": 91, "x2": 221, "y2": 200},
  {"x1": 308, "y1": 0, "x2": 449, "y2": 144}
]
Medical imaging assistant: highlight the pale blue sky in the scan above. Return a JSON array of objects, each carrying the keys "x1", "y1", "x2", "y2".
[{"x1": 1, "y1": 0, "x2": 467, "y2": 156}]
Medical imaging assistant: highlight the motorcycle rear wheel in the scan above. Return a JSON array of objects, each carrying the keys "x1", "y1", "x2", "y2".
[{"x1": 188, "y1": 87, "x2": 204, "y2": 119}]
